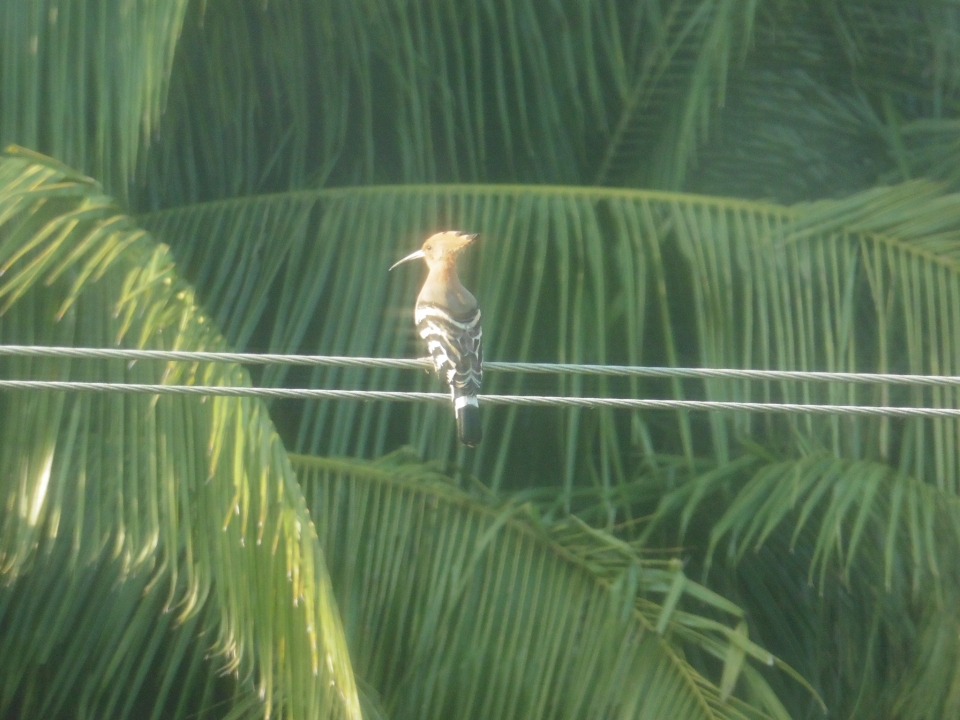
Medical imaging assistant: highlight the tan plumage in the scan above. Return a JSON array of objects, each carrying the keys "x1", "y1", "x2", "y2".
[{"x1": 390, "y1": 231, "x2": 483, "y2": 446}]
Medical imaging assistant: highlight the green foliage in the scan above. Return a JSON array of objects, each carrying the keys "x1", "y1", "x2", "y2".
[
  {"x1": 4, "y1": 1, "x2": 960, "y2": 719},
  {"x1": 0, "y1": 0, "x2": 191, "y2": 200},
  {"x1": 0, "y1": 149, "x2": 358, "y2": 720},
  {"x1": 139, "y1": 0, "x2": 762, "y2": 203},
  {"x1": 639, "y1": 451, "x2": 960, "y2": 718},
  {"x1": 141, "y1": 180, "x2": 960, "y2": 501},
  {"x1": 0, "y1": 147, "x2": 803, "y2": 719},
  {"x1": 294, "y1": 450, "x2": 810, "y2": 720}
]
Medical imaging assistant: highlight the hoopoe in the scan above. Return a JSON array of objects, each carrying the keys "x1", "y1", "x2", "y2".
[{"x1": 390, "y1": 231, "x2": 483, "y2": 446}]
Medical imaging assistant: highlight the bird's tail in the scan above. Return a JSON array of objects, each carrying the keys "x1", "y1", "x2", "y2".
[{"x1": 455, "y1": 397, "x2": 482, "y2": 446}]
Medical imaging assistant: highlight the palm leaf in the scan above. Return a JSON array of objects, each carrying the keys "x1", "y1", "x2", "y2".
[
  {"x1": 877, "y1": 118, "x2": 960, "y2": 189},
  {"x1": 141, "y1": 177, "x2": 960, "y2": 720},
  {"x1": 135, "y1": 0, "x2": 766, "y2": 209},
  {"x1": 293, "y1": 450, "x2": 813, "y2": 720},
  {"x1": 0, "y1": 148, "x2": 359, "y2": 720},
  {"x1": 647, "y1": 453, "x2": 960, "y2": 591},
  {"x1": 593, "y1": 0, "x2": 758, "y2": 188},
  {"x1": 0, "y1": 0, "x2": 191, "y2": 199},
  {"x1": 690, "y1": 66, "x2": 885, "y2": 202},
  {"x1": 641, "y1": 450, "x2": 960, "y2": 719},
  {"x1": 141, "y1": 180, "x2": 960, "y2": 497},
  {"x1": 688, "y1": 1, "x2": 960, "y2": 201}
]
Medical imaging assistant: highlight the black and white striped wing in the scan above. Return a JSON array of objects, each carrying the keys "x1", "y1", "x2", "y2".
[{"x1": 414, "y1": 304, "x2": 483, "y2": 397}]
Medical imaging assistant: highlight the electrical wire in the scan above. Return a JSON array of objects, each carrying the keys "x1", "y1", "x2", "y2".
[
  {"x1": 0, "y1": 380, "x2": 959, "y2": 418},
  {"x1": 1, "y1": 345, "x2": 960, "y2": 387},
  {"x1": 2, "y1": 345, "x2": 959, "y2": 417}
]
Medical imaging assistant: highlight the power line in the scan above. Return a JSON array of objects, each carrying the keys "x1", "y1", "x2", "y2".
[
  {"x1": 0, "y1": 345, "x2": 431, "y2": 370},
  {"x1": 1, "y1": 379, "x2": 959, "y2": 418},
  {"x1": 3, "y1": 345, "x2": 960, "y2": 417},
  {"x1": 1, "y1": 345, "x2": 960, "y2": 387}
]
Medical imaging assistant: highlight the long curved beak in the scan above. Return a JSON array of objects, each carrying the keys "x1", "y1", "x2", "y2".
[{"x1": 389, "y1": 249, "x2": 425, "y2": 271}]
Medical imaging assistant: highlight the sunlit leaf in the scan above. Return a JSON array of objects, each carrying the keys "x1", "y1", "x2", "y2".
[
  {"x1": 0, "y1": 149, "x2": 359, "y2": 720},
  {"x1": 295, "y1": 451, "x2": 801, "y2": 720}
]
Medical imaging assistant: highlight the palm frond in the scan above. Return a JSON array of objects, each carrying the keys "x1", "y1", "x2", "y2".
[
  {"x1": 697, "y1": 526, "x2": 922, "y2": 720},
  {"x1": 893, "y1": 604, "x2": 960, "y2": 720},
  {"x1": 641, "y1": 450, "x2": 960, "y2": 719},
  {"x1": 0, "y1": 148, "x2": 359, "y2": 720},
  {"x1": 648, "y1": 454, "x2": 960, "y2": 592},
  {"x1": 877, "y1": 118, "x2": 960, "y2": 189},
  {"x1": 591, "y1": 0, "x2": 758, "y2": 188},
  {"x1": 689, "y1": 1, "x2": 960, "y2": 201},
  {"x1": 293, "y1": 450, "x2": 812, "y2": 720},
  {"x1": 142, "y1": 181, "x2": 960, "y2": 498},
  {"x1": 135, "y1": 0, "x2": 765, "y2": 210},
  {"x1": 690, "y1": 67, "x2": 886, "y2": 202},
  {"x1": 0, "y1": 0, "x2": 190, "y2": 200},
  {"x1": 820, "y1": 0, "x2": 960, "y2": 109}
]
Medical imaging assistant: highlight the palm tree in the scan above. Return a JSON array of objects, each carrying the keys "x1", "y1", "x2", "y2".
[{"x1": 2, "y1": 1, "x2": 960, "y2": 718}]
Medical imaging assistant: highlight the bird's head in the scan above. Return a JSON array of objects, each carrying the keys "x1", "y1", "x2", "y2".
[{"x1": 390, "y1": 231, "x2": 478, "y2": 271}]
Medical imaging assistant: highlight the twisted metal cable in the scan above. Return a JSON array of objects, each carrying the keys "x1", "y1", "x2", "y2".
[
  {"x1": 0, "y1": 380, "x2": 959, "y2": 418},
  {"x1": 0, "y1": 345, "x2": 430, "y2": 370},
  {"x1": 1, "y1": 345, "x2": 960, "y2": 387}
]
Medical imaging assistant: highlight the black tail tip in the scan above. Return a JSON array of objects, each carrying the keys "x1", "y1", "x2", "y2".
[{"x1": 456, "y1": 403, "x2": 482, "y2": 447}]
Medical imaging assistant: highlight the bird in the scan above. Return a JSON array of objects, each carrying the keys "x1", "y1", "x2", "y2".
[{"x1": 390, "y1": 231, "x2": 483, "y2": 446}]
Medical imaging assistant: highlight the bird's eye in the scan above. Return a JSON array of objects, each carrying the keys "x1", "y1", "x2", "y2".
[{"x1": 424, "y1": 244, "x2": 432, "y2": 251}]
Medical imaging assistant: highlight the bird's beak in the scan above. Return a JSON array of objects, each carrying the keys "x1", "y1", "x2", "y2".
[{"x1": 389, "y1": 249, "x2": 426, "y2": 271}]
